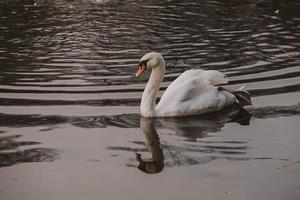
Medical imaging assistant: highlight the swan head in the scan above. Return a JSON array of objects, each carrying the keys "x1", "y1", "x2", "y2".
[{"x1": 136, "y1": 52, "x2": 165, "y2": 77}]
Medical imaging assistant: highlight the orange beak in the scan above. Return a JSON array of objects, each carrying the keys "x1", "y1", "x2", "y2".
[{"x1": 136, "y1": 64, "x2": 146, "y2": 77}]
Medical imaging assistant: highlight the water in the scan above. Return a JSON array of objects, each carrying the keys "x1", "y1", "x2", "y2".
[{"x1": 0, "y1": 0, "x2": 300, "y2": 199}]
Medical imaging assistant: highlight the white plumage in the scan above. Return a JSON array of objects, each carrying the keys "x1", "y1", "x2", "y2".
[
  {"x1": 156, "y1": 69, "x2": 235, "y2": 117},
  {"x1": 136, "y1": 52, "x2": 242, "y2": 117}
]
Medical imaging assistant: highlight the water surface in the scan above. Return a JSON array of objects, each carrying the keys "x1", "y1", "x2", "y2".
[{"x1": 0, "y1": 0, "x2": 300, "y2": 199}]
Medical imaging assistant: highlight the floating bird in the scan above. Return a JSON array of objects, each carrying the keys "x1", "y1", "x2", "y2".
[{"x1": 136, "y1": 52, "x2": 252, "y2": 117}]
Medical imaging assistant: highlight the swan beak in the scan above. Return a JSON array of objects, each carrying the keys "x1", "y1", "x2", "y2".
[{"x1": 136, "y1": 64, "x2": 146, "y2": 77}]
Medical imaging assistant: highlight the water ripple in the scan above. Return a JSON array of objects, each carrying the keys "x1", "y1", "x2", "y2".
[{"x1": 0, "y1": 0, "x2": 299, "y2": 167}]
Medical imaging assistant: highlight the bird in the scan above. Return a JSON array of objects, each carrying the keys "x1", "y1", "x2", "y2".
[{"x1": 136, "y1": 52, "x2": 252, "y2": 117}]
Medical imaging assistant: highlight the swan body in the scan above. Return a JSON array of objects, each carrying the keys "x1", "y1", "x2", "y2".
[{"x1": 136, "y1": 52, "x2": 248, "y2": 117}]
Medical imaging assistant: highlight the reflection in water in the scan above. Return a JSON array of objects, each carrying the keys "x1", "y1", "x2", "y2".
[
  {"x1": 3, "y1": 103, "x2": 300, "y2": 129},
  {"x1": 0, "y1": 129, "x2": 60, "y2": 167},
  {"x1": 134, "y1": 105, "x2": 251, "y2": 173},
  {"x1": 0, "y1": 148, "x2": 60, "y2": 167},
  {"x1": 135, "y1": 117, "x2": 164, "y2": 174},
  {"x1": 0, "y1": 0, "x2": 299, "y2": 169},
  {"x1": 159, "y1": 103, "x2": 251, "y2": 141},
  {"x1": 1, "y1": 103, "x2": 299, "y2": 168}
]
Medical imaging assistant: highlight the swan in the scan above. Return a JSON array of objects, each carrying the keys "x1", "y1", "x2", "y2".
[{"x1": 136, "y1": 52, "x2": 251, "y2": 117}]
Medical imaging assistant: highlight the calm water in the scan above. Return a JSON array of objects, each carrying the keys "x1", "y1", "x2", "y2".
[{"x1": 0, "y1": 0, "x2": 300, "y2": 199}]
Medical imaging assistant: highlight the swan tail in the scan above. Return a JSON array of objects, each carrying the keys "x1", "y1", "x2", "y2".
[
  {"x1": 233, "y1": 90, "x2": 252, "y2": 106},
  {"x1": 218, "y1": 86, "x2": 252, "y2": 106}
]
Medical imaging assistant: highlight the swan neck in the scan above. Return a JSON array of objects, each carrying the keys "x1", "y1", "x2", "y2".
[{"x1": 141, "y1": 64, "x2": 165, "y2": 117}]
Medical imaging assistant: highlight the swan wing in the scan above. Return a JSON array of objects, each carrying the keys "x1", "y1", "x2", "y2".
[
  {"x1": 158, "y1": 69, "x2": 206, "y2": 105},
  {"x1": 156, "y1": 69, "x2": 235, "y2": 116},
  {"x1": 169, "y1": 69, "x2": 204, "y2": 85},
  {"x1": 170, "y1": 69, "x2": 229, "y2": 86},
  {"x1": 199, "y1": 69, "x2": 229, "y2": 86},
  {"x1": 159, "y1": 69, "x2": 229, "y2": 103}
]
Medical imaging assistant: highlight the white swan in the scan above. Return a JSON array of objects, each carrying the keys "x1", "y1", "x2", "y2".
[{"x1": 136, "y1": 52, "x2": 251, "y2": 117}]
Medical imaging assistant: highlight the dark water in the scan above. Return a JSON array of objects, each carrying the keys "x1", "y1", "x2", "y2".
[{"x1": 0, "y1": 0, "x2": 300, "y2": 199}]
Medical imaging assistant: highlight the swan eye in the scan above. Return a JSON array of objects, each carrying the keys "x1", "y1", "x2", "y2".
[{"x1": 139, "y1": 59, "x2": 149, "y2": 67}]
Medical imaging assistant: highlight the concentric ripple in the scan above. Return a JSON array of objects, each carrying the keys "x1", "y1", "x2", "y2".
[{"x1": 0, "y1": 0, "x2": 299, "y2": 167}]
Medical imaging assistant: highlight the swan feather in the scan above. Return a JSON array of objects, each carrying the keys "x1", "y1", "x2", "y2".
[{"x1": 156, "y1": 69, "x2": 235, "y2": 117}]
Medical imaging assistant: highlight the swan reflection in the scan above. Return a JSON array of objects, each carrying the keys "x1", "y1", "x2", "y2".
[
  {"x1": 160, "y1": 103, "x2": 251, "y2": 141},
  {"x1": 135, "y1": 117, "x2": 164, "y2": 174},
  {"x1": 136, "y1": 104, "x2": 251, "y2": 174}
]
